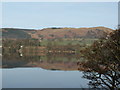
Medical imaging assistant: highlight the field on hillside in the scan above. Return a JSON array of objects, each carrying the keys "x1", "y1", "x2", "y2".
[
  {"x1": 40, "y1": 38, "x2": 99, "y2": 47},
  {"x1": 2, "y1": 38, "x2": 99, "y2": 56}
]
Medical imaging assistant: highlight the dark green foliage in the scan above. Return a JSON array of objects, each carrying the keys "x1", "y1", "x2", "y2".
[
  {"x1": 50, "y1": 27, "x2": 63, "y2": 29},
  {"x1": 2, "y1": 28, "x2": 32, "y2": 39}
]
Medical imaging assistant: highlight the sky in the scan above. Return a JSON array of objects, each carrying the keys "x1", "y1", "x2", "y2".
[
  {"x1": 2, "y1": 2, "x2": 118, "y2": 29},
  {"x1": 118, "y1": 2, "x2": 120, "y2": 27}
]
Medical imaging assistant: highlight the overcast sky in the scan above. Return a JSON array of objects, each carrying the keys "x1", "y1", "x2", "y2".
[{"x1": 2, "y1": 2, "x2": 118, "y2": 29}]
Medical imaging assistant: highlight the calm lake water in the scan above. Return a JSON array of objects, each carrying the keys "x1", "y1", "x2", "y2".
[
  {"x1": 2, "y1": 53, "x2": 120, "y2": 89},
  {"x1": 2, "y1": 53, "x2": 90, "y2": 88},
  {"x1": 2, "y1": 68, "x2": 89, "y2": 88}
]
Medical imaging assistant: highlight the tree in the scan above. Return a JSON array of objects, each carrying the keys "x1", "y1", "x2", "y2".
[{"x1": 79, "y1": 29, "x2": 120, "y2": 89}]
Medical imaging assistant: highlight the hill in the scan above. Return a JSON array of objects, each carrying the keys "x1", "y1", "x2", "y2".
[
  {"x1": 2, "y1": 27, "x2": 113, "y2": 39},
  {"x1": 2, "y1": 28, "x2": 33, "y2": 39}
]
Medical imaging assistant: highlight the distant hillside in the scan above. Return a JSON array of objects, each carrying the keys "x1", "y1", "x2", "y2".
[
  {"x1": 27, "y1": 27, "x2": 113, "y2": 39},
  {"x1": 2, "y1": 28, "x2": 32, "y2": 39},
  {"x1": 2, "y1": 27, "x2": 113, "y2": 39}
]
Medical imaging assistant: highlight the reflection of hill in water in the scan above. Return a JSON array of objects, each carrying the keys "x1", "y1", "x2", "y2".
[{"x1": 2, "y1": 53, "x2": 86, "y2": 71}]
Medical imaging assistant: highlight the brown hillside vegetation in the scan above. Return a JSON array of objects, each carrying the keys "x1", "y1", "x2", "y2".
[
  {"x1": 26, "y1": 27, "x2": 113, "y2": 39},
  {"x1": 2, "y1": 27, "x2": 113, "y2": 39}
]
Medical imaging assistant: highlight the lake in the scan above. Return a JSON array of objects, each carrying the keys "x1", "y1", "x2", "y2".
[
  {"x1": 2, "y1": 53, "x2": 120, "y2": 89},
  {"x1": 2, "y1": 53, "x2": 90, "y2": 88},
  {"x1": 2, "y1": 68, "x2": 89, "y2": 88}
]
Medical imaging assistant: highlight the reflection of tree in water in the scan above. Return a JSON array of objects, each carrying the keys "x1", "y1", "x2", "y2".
[
  {"x1": 83, "y1": 71, "x2": 120, "y2": 89},
  {"x1": 80, "y1": 29, "x2": 120, "y2": 89}
]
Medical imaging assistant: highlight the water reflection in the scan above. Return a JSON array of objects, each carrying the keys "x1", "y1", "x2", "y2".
[
  {"x1": 2, "y1": 68, "x2": 89, "y2": 88},
  {"x1": 79, "y1": 57, "x2": 120, "y2": 89},
  {"x1": 2, "y1": 53, "x2": 84, "y2": 71},
  {"x1": 2, "y1": 52, "x2": 90, "y2": 88},
  {"x1": 2, "y1": 52, "x2": 120, "y2": 89},
  {"x1": 82, "y1": 71, "x2": 120, "y2": 89}
]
